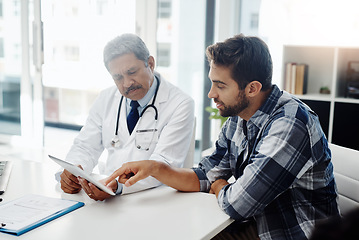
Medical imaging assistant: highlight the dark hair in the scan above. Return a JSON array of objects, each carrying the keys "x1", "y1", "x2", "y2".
[
  {"x1": 103, "y1": 33, "x2": 150, "y2": 70},
  {"x1": 206, "y1": 34, "x2": 272, "y2": 90}
]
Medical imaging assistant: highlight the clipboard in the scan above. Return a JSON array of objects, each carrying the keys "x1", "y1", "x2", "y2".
[
  {"x1": 0, "y1": 194, "x2": 84, "y2": 236},
  {"x1": 49, "y1": 155, "x2": 116, "y2": 196}
]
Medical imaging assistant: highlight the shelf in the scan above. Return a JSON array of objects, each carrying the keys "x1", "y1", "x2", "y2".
[
  {"x1": 282, "y1": 46, "x2": 335, "y2": 95},
  {"x1": 334, "y1": 97, "x2": 359, "y2": 104},
  {"x1": 296, "y1": 95, "x2": 359, "y2": 104},
  {"x1": 295, "y1": 94, "x2": 332, "y2": 102},
  {"x1": 282, "y1": 45, "x2": 359, "y2": 151}
]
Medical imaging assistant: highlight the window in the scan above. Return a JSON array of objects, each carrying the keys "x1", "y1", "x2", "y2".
[
  {"x1": 96, "y1": 0, "x2": 109, "y2": 16},
  {"x1": 158, "y1": 0, "x2": 171, "y2": 19},
  {"x1": 0, "y1": 38, "x2": 4, "y2": 58},
  {"x1": 42, "y1": 0, "x2": 136, "y2": 128},
  {"x1": 156, "y1": 0, "x2": 206, "y2": 162},
  {"x1": 250, "y1": 13, "x2": 259, "y2": 29},
  {"x1": 0, "y1": 0, "x2": 23, "y2": 137},
  {"x1": 157, "y1": 42, "x2": 171, "y2": 67},
  {"x1": 0, "y1": 0, "x2": 3, "y2": 17},
  {"x1": 12, "y1": 0, "x2": 20, "y2": 16},
  {"x1": 49, "y1": 0, "x2": 79, "y2": 17},
  {"x1": 64, "y1": 45, "x2": 79, "y2": 61}
]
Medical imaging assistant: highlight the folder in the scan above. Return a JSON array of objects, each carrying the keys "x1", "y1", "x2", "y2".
[{"x1": 0, "y1": 194, "x2": 84, "y2": 236}]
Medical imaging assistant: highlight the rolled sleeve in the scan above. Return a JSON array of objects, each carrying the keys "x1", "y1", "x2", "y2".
[{"x1": 192, "y1": 167, "x2": 212, "y2": 192}]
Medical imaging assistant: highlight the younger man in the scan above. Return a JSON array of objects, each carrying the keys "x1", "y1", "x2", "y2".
[{"x1": 105, "y1": 34, "x2": 339, "y2": 239}]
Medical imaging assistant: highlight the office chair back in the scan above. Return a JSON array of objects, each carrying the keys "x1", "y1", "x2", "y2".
[
  {"x1": 329, "y1": 143, "x2": 359, "y2": 214},
  {"x1": 183, "y1": 118, "x2": 196, "y2": 168}
]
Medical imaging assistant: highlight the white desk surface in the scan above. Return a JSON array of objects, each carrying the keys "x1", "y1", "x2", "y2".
[{"x1": 0, "y1": 154, "x2": 233, "y2": 240}]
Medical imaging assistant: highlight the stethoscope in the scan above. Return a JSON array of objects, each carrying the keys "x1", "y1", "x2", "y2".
[{"x1": 111, "y1": 76, "x2": 160, "y2": 150}]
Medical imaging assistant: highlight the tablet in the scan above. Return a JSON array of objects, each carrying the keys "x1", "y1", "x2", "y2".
[{"x1": 49, "y1": 155, "x2": 115, "y2": 196}]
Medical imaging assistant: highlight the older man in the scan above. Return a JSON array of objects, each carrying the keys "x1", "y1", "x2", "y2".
[{"x1": 58, "y1": 33, "x2": 194, "y2": 201}]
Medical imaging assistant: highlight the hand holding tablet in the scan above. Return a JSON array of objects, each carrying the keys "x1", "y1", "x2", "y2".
[{"x1": 49, "y1": 155, "x2": 115, "y2": 196}]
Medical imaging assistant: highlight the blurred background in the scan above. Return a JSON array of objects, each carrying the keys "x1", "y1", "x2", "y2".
[{"x1": 0, "y1": 0, "x2": 358, "y2": 163}]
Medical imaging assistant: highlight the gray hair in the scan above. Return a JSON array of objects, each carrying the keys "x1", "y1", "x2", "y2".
[{"x1": 103, "y1": 33, "x2": 150, "y2": 70}]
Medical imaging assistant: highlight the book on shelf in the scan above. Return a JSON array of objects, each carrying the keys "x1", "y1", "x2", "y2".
[
  {"x1": 284, "y1": 62, "x2": 308, "y2": 95},
  {"x1": 295, "y1": 64, "x2": 308, "y2": 95},
  {"x1": 284, "y1": 62, "x2": 294, "y2": 93}
]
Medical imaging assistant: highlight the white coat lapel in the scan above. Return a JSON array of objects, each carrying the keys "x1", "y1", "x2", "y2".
[
  {"x1": 154, "y1": 73, "x2": 170, "y2": 108},
  {"x1": 118, "y1": 94, "x2": 132, "y2": 141}
]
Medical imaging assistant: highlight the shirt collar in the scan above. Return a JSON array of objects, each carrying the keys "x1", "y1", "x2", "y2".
[
  {"x1": 249, "y1": 85, "x2": 281, "y2": 125},
  {"x1": 242, "y1": 85, "x2": 282, "y2": 141}
]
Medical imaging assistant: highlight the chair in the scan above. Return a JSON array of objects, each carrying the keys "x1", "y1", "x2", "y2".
[
  {"x1": 329, "y1": 143, "x2": 359, "y2": 214},
  {"x1": 183, "y1": 118, "x2": 196, "y2": 168}
]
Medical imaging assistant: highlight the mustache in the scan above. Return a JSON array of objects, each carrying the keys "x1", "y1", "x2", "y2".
[
  {"x1": 125, "y1": 85, "x2": 142, "y2": 95},
  {"x1": 214, "y1": 99, "x2": 223, "y2": 105}
]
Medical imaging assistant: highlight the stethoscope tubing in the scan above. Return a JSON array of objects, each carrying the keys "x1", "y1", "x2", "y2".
[{"x1": 114, "y1": 76, "x2": 160, "y2": 136}]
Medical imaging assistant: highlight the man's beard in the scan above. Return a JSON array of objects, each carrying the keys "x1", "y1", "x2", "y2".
[{"x1": 217, "y1": 91, "x2": 249, "y2": 117}]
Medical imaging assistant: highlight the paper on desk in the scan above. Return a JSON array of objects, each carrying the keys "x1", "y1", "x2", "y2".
[{"x1": 0, "y1": 194, "x2": 84, "y2": 235}]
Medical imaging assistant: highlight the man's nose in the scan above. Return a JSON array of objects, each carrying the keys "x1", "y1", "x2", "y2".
[
  {"x1": 123, "y1": 75, "x2": 134, "y2": 88},
  {"x1": 207, "y1": 85, "x2": 217, "y2": 99}
]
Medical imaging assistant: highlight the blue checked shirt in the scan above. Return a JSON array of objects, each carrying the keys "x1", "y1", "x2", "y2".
[{"x1": 193, "y1": 85, "x2": 339, "y2": 240}]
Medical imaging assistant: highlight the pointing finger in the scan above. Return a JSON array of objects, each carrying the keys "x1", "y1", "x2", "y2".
[{"x1": 104, "y1": 166, "x2": 127, "y2": 185}]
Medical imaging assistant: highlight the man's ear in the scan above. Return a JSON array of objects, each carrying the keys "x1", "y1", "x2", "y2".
[
  {"x1": 148, "y1": 56, "x2": 155, "y2": 72},
  {"x1": 246, "y1": 81, "x2": 262, "y2": 97}
]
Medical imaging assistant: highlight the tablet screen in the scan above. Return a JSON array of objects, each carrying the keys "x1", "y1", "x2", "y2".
[{"x1": 49, "y1": 155, "x2": 115, "y2": 196}]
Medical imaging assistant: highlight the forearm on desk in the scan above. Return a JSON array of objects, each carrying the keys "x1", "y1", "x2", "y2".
[{"x1": 152, "y1": 162, "x2": 200, "y2": 192}]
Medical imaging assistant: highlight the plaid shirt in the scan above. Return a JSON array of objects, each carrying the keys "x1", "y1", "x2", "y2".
[{"x1": 193, "y1": 85, "x2": 339, "y2": 240}]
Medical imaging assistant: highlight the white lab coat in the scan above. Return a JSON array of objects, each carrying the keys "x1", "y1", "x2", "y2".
[{"x1": 64, "y1": 74, "x2": 195, "y2": 194}]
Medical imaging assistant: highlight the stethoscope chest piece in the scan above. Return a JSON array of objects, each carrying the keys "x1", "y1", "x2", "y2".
[{"x1": 111, "y1": 136, "x2": 121, "y2": 148}]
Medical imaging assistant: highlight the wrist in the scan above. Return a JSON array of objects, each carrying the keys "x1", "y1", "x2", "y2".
[
  {"x1": 151, "y1": 160, "x2": 168, "y2": 179},
  {"x1": 211, "y1": 179, "x2": 229, "y2": 197},
  {"x1": 151, "y1": 160, "x2": 163, "y2": 177}
]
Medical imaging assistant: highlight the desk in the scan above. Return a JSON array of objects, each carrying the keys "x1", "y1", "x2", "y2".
[{"x1": 1, "y1": 156, "x2": 233, "y2": 240}]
